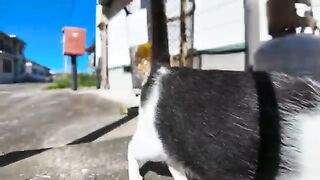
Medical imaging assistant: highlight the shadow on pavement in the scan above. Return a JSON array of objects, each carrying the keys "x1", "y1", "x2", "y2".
[
  {"x1": 0, "y1": 107, "x2": 139, "y2": 167},
  {"x1": 68, "y1": 107, "x2": 139, "y2": 145},
  {"x1": 0, "y1": 148, "x2": 51, "y2": 167}
]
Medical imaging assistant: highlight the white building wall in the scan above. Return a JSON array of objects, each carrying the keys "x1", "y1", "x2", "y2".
[
  {"x1": 193, "y1": 0, "x2": 273, "y2": 71},
  {"x1": 108, "y1": 10, "x2": 131, "y2": 68},
  {"x1": 106, "y1": 0, "x2": 274, "y2": 69},
  {"x1": 201, "y1": 53, "x2": 245, "y2": 71},
  {"x1": 108, "y1": 0, "x2": 148, "y2": 68},
  {"x1": 194, "y1": 0, "x2": 272, "y2": 50},
  {"x1": 194, "y1": 0, "x2": 245, "y2": 50}
]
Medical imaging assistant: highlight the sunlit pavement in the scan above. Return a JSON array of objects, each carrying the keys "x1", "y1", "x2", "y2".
[{"x1": 0, "y1": 83, "x2": 171, "y2": 180}]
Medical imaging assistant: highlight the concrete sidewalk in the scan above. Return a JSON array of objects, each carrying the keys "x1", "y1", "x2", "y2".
[
  {"x1": 0, "y1": 87, "x2": 126, "y2": 154},
  {"x1": 0, "y1": 137, "x2": 172, "y2": 180},
  {"x1": 0, "y1": 72, "x2": 172, "y2": 179}
]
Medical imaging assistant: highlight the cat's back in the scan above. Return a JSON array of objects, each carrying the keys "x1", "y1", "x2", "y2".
[{"x1": 140, "y1": 66, "x2": 320, "y2": 179}]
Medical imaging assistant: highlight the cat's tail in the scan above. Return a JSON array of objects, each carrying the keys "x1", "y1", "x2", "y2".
[{"x1": 150, "y1": 0, "x2": 170, "y2": 75}]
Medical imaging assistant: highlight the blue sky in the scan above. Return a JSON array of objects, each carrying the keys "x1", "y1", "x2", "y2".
[{"x1": 0, "y1": 0, "x2": 96, "y2": 73}]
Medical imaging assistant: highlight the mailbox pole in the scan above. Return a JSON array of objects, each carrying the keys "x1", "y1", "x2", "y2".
[{"x1": 71, "y1": 55, "x2": 77, "y2": 90}]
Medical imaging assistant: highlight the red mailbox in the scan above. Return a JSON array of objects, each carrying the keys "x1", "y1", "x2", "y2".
[{"x1": 62, "y1": 27, "x2": 86, "y2": 56}]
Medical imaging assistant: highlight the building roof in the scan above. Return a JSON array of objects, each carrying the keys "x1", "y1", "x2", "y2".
[
  {"x1": 0, "y1": 31, "x2": 26, "y2": 45},
  {"x1": 99, "y1": 0, "x2": 133, "y2": 19},
  {"x1": 99, "y1": 0, "x2": 113, "y2": 6},
  {"x1": 193, "y1": 43, "x2": 246, "y2": 56},
  {"x1": 26, "y1": 60, "x2": 51, "y2": 71},
  {"x1": 86, "y1": 42, "x2": 95, "y2": 53}
]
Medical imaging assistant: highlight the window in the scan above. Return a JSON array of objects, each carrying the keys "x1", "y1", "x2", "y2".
[
  {"x1": 19, "y1": 46, "x2": 23, "y2": 55},
  {"x1": 5, "y1": 45, "x2": 13, "y2": 54},
  {"x1": 3, "y1": 59, "x2": 12, "y2": 73},
  {"x1": 32, "y1": 68, "x2": 38, "y2": 75},
  {"x1": 0, "y1": 39, "x2": 4, "y2": 50},
  {"x1": 20, "y1": 65, "x2": 25, "y2": 74}
]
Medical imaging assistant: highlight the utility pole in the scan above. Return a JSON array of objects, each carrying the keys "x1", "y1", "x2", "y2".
[
  {"x1": 96, "y1": 2, "x2": 110, "y2": 89},
  {"x1": 146, "y1": 0, "x2": 152, "y2": 43},
  {"x1": 62, "y1": 36, "x2": 68, "y2": 73},
  {"x1": 244, "y1": 0, "x2": 261, "y2": 71},
  {"x1": 99, "y1": 23, "x2": 110, "y2": 89},
  {"x1": 150, "y1": 0, "x2": 170, "y2": 70},
  {"x1": 180, "y1": 0, "x2": 189, "y2": 67},
  {"x1": 64, "y1": 56, "x2": 68, "y2": 73}
]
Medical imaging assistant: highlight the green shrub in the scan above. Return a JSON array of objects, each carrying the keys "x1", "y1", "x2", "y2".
[
  {"x1": 45, "y1": 74, "x2": 96, "y2": 90},
  {"x1": 77, "y1": 73, "x2": 97, "y2": 87}
]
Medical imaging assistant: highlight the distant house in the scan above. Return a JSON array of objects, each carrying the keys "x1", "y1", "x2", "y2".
[
  {"x1": 0, "y1": 32, "x2": 26, "y2": 83},
  {"x1": 0, "y1": 32, "x2": 52, "y2": 83},
  {"x1": 24, "y1": 60, "x2": 52, "y2": 82}
]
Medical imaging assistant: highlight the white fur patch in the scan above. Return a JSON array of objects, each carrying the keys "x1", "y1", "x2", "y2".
[
  {"x1": 299, "y1": 110, "x2": 320, "y2": 180},
  {"x1": 168, "y1": 166, "x2": 188, "y2": 180},
  {"x1": 278, "y1": 106, "x2": 320, "y2": 180},
  {"x1": 158, "y1": 66, "x2": 169, "y2": 75},
  {"x1": 129, "y1": 68, "x2": 168, "y2": 162}
]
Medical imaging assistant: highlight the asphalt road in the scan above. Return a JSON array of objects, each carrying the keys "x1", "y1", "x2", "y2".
[{"x1": 0, "y1": 83, "x2": 172, "y2": 180}]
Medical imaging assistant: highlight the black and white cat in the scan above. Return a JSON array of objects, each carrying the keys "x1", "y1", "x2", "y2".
[{"x1": 128, "y1": 55, "x2": 320, "y2": 180}]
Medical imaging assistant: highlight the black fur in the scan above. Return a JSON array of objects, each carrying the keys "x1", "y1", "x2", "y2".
[
  {"x1": 156, "y1": 68, "x2": 260, "y2": 180},
  {"x1": 253, "y1": 72, "x2": 280, "y2": 180},
  {"x1": 141, "y1": 67, "x2": 320, "y2": 180}
]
